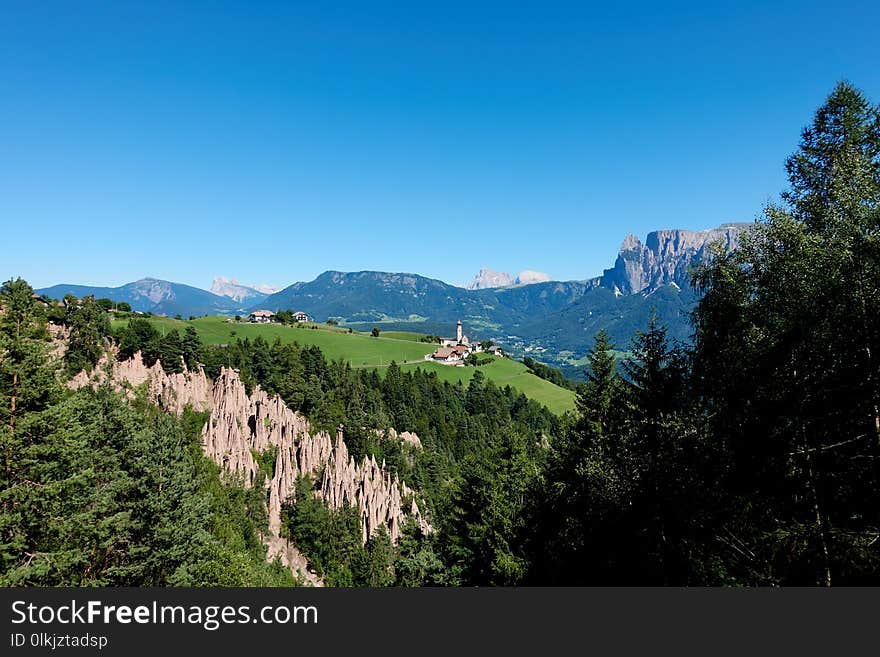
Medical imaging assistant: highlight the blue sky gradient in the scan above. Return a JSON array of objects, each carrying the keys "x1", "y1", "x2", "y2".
[{"x1": 2, "y1": 1, "x2": 879, "y2": 289}]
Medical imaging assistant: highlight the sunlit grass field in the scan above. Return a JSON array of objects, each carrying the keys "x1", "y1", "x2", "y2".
[
  {"x1": 388, "y1": 356, "x2": 576, "y2": 415},
  {"x1": 111, "y1": 315, "x2": 575, "y2": 413}
]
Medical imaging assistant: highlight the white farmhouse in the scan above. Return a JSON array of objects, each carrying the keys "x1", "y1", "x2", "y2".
[{"x1": 248, "y1": 310, "x2": 275, "y2": 324}]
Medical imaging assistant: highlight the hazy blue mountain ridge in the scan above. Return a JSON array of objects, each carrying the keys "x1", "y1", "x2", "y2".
[
  {"x1": 38, "y1": 277, "x2": 245, "y2": 317},
  {"x1": 38, "y1": 225, "x2": 747, "y2": 373}
]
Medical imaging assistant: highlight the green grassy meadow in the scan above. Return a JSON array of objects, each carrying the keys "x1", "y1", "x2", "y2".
[
  {"x1": 389, "y1": 357, "x2": 576, "y2": 415},
  {"x1": 377, "y1": 331, "x2": 431, "y2": 342},
  {"x1": 111, "y1": 315, "x2": 575, "y2": 413}
]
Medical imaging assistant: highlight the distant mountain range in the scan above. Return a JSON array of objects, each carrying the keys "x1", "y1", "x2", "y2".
[
  {"x1": 37, "y1": 278, "x2": 247, "y2": 317},
  {"x1": 37, "y1": 223, "x2": 750, "y2": 376}
]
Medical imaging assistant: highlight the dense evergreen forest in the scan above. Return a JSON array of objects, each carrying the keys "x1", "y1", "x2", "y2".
[
  {"x1": 0, "y1": 282, "x2": 296, "y2": 585},
  {"x1": 1, "y1": 82, "x2": 878, "y2": 586}
]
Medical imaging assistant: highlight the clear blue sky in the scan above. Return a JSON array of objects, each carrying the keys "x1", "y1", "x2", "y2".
[{"x1": 2, "y1": 1, "x2": 878, "y2": 290}]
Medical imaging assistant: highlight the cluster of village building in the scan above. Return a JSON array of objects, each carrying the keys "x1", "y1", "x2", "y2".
[
  {"x1": 248, "y1": 309, "x2": 309, "y2": 323},
  {"x1": 427, "y1": 320, "x2": 503, "y2": 365},
  {"x1": 246, "y1": 313, "x2": 501, "y2": 365}
]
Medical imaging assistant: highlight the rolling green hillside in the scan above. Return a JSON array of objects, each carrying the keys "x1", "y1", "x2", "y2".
[
  {"x1": 111, "y1": 316, "x2": 436, "y2": 366},
  {"x1": 111, "y1": 316, "x2": 575, "y2": 413},
  {"x1": 386, "y1": 356, "x2": 576, "y2": 415}
]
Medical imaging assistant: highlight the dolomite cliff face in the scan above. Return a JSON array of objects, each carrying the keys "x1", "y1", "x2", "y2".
[
  {"x1": 72, "y1": 352, "x2": 428, "y2": 585},
  {"x1": 599, "y1": 223, "x2": 749, "y2": 295}
]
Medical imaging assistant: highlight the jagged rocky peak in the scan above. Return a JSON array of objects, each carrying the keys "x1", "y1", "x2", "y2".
[
  {"x1": 619, "y1": 233, "x2": 643, "y2": 252},
  {"x1": 467, "y1": 268, "x2": 516, "y2": 290},
  {"x1": 211, "y1": 276, "x2": 276, "y2": 302},
  {"x1": 600, "y1": 223, "x2": 750, "y2": 295},
  {"x1": 466, "y1": 268, "x2": 552, "y2": 290}
]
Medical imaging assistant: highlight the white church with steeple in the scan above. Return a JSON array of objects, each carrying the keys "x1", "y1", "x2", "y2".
[
  {"x1": 429, "y1": 319, "x2": 501, "y2": 365},
  {"x1": 439, "y1": 319, "x2": 470, "y2": 348}
]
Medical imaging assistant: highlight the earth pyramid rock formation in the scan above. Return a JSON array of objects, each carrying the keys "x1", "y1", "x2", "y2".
[
  {"x1": 202, "y1": 367, "x2": 430, "y2": 544},
  {"x1": 74, "y1": 351, "x2": 429, "y2": 584},
  {"x1": 69, "y1": 350, "x2": 211, "y2": 415}
]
